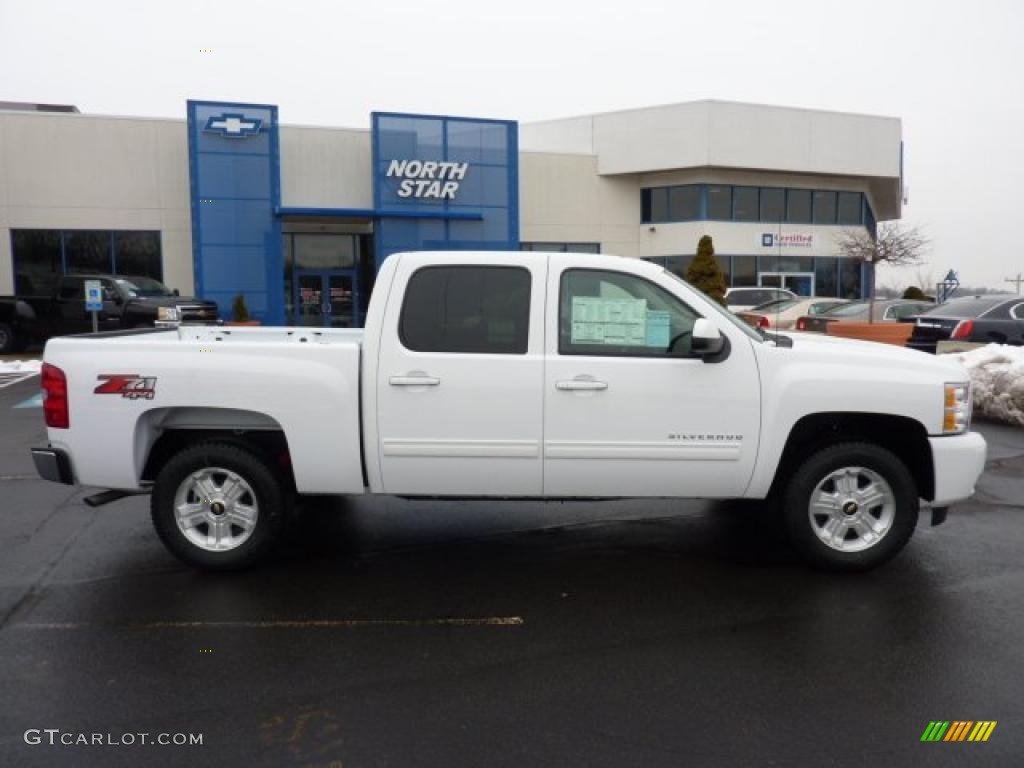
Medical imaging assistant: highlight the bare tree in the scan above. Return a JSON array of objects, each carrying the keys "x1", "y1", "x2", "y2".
[
  {"x1": 836, "y1": 223, "x2": 929, "y2": 322},
  {"x1": 914, "y1": 266, "x2": 938, "y2": 295}
]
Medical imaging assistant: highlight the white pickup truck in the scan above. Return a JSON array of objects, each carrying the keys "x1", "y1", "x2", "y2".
[{"x1": 32, "y1": 251, "x2": 987, "y2": 571}]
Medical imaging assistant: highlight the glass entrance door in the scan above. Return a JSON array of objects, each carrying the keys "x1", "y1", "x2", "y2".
[
  {"x1": 759, "y1": 272, "x2": 815, "y2": 296},
  {"x1": 294, "y1": 269, "x2": 359, "y2": 327}
]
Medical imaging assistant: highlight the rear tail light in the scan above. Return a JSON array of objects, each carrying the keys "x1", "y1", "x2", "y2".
[
  {"x1": 951, "y1": 319, "x2": 974, "y2": 340},
  {"x1": 758, "y1": 316, "x2": 771, "y2": 329},
  {"x1": 41, "y1": 363, "x2": 69, "y2": 429},
  {"x1": 796, "y1": 318, "x2": 807, "y2": 330}
]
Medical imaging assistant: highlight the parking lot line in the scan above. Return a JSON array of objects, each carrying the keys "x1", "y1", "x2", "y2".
[
  {"x1": 12, "y1": 617, "x2": 525, "y2": 630},
  {"x1": 0, "y1": 372, "x2": 38, "y2": 390}
]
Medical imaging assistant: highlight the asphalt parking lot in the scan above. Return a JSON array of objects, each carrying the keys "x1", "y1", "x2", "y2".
[{"x1": 1, "y1": 370, "x2": 1022, "y2": 767}]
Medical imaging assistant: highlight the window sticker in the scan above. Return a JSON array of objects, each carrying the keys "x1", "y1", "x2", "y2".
[
  {"x1": 571, "y1": 297, "x2": 649, "y2": 346},
  {"x1": 645, "y1": 310, "x2": 671, "y2": 347}
]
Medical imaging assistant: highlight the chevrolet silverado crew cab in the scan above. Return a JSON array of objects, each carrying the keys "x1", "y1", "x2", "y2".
[{"x1": 31, "y1": 251, "x2": 987, "y2": 572}]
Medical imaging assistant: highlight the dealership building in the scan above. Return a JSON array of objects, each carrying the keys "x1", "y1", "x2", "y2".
[{"x1": 0, "y1": 99, "x2": 902, "y2": 326}]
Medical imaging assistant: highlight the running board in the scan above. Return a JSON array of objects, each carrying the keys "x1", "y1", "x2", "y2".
[{"x1": 83, "y1": 489, "x2": 149, "y2": 508}]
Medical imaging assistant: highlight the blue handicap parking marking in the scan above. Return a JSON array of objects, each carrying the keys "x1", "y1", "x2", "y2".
[{"x1": 14, "y1": 393, "x2": 43, "y2": 409}]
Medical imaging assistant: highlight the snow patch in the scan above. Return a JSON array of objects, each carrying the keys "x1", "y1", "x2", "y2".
[
  {"x1": 0, "y1": 359, "x2": 43, "y2": 374},
  {"x1": 950, "y1": 344, "x2": 1024, "y2": 427}
]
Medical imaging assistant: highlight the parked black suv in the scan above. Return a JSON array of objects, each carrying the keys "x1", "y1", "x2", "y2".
[{"x1": 0, "y1": 274, "x2": 219, "y2": 353}]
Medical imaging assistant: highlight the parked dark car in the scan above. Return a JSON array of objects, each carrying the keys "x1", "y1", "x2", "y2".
[
  {"x1": 0, "y1": 274, "x2": 219, "y2": 353},
  {"x1": 795, "y1": 299, "x2": 932, "y2": 333},
  {"x1": 906, "y1": 294, "x2": 1024, "y2": 354}
]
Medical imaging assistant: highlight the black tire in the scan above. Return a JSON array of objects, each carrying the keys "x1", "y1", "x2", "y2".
[
  {"x1": 151, "y1": 441, "x2": 287, "y2": 570},
  {"x1": 782, "y1": 442, "x2": 918, "y2": 572},
  {"x1": 0, "y1": 322, "x2": 17, "y2": 355}
]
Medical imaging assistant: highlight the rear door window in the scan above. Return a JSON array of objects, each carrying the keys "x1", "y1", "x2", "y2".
[{"x1": 399, "y1": 266, "x2": 531, "y2": 354}]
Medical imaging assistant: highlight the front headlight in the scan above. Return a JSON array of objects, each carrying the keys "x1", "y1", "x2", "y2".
[
  {"x1": 157, "y1": 306, "x2": 180, "y2": 322},
  {"x1": 943, "y1": 382, "x2": 971, "y2": 434}
]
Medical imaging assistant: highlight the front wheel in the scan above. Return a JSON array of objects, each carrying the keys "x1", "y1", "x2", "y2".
[
  {"x1": 151, "y1": 441, "x2": 287, "y2": 570},
  {"x1": 782, "y1": 442, "x2": 918, "y2": 572}
]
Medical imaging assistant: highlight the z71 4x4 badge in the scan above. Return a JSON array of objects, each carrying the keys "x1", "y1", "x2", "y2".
[{"x1": 94, "y1": 374, "x2": 157, "y2": 400}]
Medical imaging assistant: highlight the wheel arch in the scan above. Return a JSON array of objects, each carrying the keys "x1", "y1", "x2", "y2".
[
  {"x1": 769, "y1": 412, "x2": 935, "y2": 502},
  {"x1": 136, "y1": 407, "x2": 295, "y2": 488}
]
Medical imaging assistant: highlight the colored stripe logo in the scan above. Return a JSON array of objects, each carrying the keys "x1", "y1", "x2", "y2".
[{"x1": 921, "y1": 721, "x2": 997, "y2": 742}]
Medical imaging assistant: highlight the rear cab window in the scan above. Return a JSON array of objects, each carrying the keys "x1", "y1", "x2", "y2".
[{"x1": 399, "y1": 265, "x2": 531, "y2": 354}]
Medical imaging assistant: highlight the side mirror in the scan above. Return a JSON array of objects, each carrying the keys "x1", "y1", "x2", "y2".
[
  {"x1": 691, "y1": 318, "x2": 725, "y2": 357},
  {"x1": 173, "y1": 289, "x2": 180, "y2": 296}
]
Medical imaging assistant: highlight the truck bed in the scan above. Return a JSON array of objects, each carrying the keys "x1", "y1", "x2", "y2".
[
  {"x1": 41, "y1": 325, "x2": 366, "y2": 494},
  {"x1": 178, "y1": 326, "x2": 366, "y2": 346}
]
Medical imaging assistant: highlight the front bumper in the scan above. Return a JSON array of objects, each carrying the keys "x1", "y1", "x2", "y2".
[
  {"x1": 31, "y1": 446, "x2": 74, "y2": 485},
  {"x1": 929, "y1": 431, "x2": 987, "y2": 506}
]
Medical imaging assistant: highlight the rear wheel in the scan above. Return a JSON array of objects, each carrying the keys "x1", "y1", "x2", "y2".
[
  {"x1": 782, "y1": 442, "x2": 918, "y2": 572},
  {"x1": 151, "y1": 441, "x2": 286, "y2": 570}
]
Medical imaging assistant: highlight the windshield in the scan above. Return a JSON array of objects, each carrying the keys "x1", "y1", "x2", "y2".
[
  {"x1": 662, "y1": 270, "x2": 763, "y2": 343},
  {"x1": 115, "y1": 277, "x2": 174, "y2": 297}
]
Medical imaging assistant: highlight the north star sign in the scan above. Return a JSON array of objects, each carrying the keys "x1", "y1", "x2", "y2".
[
  {"x1": 203, "y1": 113, "x2": 263, "y2": 138},
  {"x1": 386, "y1": 159, "x2": 469, "y2": 200}
]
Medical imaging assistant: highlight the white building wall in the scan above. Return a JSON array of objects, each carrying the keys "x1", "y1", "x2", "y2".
[
  {"x1": 704, "y1": 102, "x2": 900, "y2": 179},
  {"x1": 518, "y1": 152, "x2": 639, "y2": 256},
  {"x1": 522, "y1": 100, "x2": 902, "y2": 220},
  {"x1": 517, "y1": 115, "x2": 595, "y2": 155},
  {"x1": 518, "y1": 156, "x2": 876, "y2": 260},
  {"x1": 636, "y1": 167, "x2": 874, "y2": 259},
  {"x1": 641, "y1": 221, "x2": 864, "y2": 260},
  {"x1": 279, "y1": 126, "x2": 372, "y2": 209},
  {"x1": 0, "y1": 111, "x2": 194, "y2": 294}
]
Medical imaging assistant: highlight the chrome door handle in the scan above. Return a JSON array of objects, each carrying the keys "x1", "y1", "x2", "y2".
[
  {"x1": 389, "y1": 374, "x2": 440, "y2": 386},
  {"x1": 556, "y1": 379, "x2": 608, "y2": 391}
]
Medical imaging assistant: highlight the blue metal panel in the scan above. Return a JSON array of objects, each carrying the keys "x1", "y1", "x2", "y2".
[
  {"x1": 187, "y1": 100, "x2": 283, "y2": 324},
  {"x1": 275, "y1": 206, "x2": 483, "y2": 221},
  {"x1": 371, "y1": 112, "x2": 519, "y2": 271}
]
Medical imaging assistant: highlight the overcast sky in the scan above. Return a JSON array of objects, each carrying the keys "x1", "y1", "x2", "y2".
[{"x1": 1, "y1": 0, "x2": 1022, "y2": 291}]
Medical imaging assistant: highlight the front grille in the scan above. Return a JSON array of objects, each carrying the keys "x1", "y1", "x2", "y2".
[{"x1": 178, "y1": 305, "x2": 220, "y2": 325}]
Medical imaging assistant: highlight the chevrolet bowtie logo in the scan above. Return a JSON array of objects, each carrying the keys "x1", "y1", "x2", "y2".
[{"x1": 203, "y1": 113, "x2": 262, "y2": 138}]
